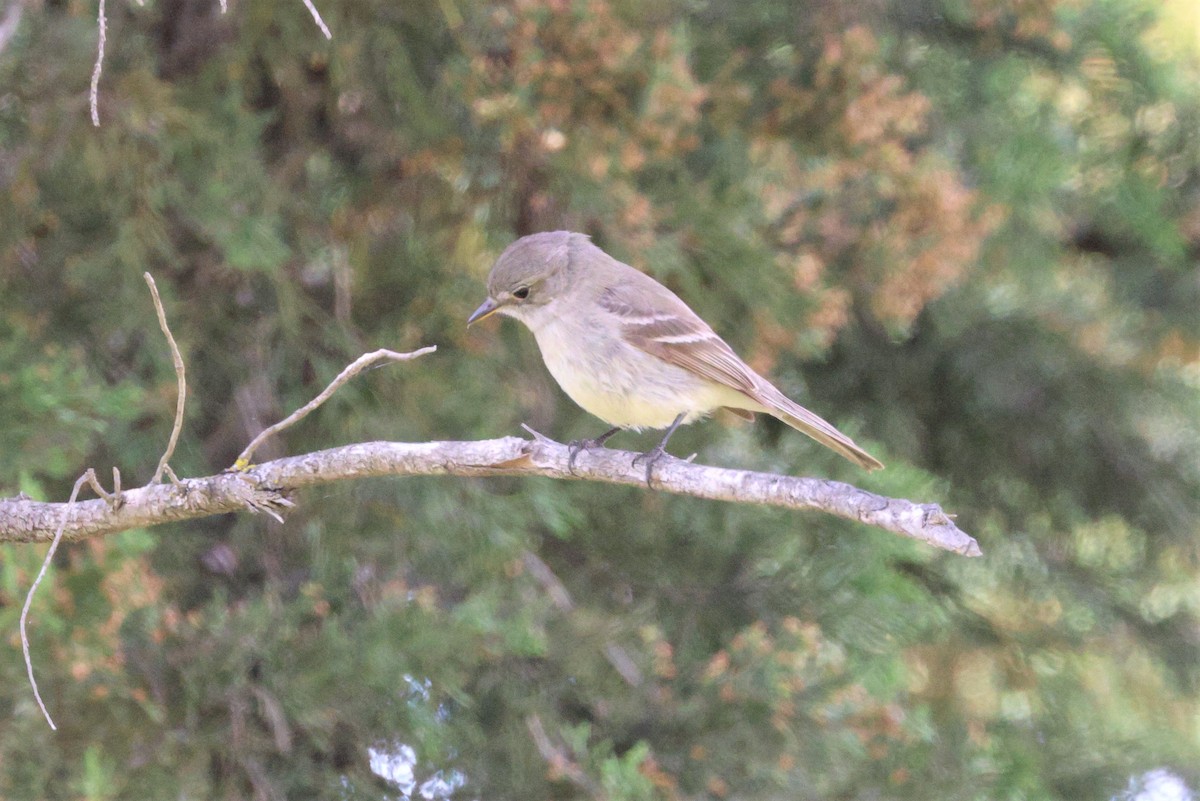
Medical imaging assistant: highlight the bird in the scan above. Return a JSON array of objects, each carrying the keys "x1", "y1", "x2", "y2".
[{"x1": 467, "y1": 231, "x2": 883, "y2": 483}]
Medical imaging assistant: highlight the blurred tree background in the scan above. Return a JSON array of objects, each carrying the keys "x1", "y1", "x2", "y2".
[{"x1": 1, "y1": 0, "x2": 1198, "y2": 797}]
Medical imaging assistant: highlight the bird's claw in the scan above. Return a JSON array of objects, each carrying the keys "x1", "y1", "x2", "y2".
[
  {"x1": 567, "y1": 437, "x2": 601, "y2": 475},
  {"x1": 566, "y1": 426, "x2": 621, "y2": 475},
  {"x1": 631, "y1": 445, "x2": 670, "y2": 488},
  {"x1": 566, "y1": 440, "x2": 587, "y2": 474}
]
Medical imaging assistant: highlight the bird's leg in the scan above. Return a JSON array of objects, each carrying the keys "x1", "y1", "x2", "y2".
[
  {"x1": 632, "y1": 413, "x2": 686, "y2": 488},
  {"x1": 567, "y1": 426, "x2": 622, "y2": 474}
]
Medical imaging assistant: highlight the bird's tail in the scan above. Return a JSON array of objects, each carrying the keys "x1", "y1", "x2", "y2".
[{"x1": 755, "y1": 386, "x2": 884, "y2": 471}]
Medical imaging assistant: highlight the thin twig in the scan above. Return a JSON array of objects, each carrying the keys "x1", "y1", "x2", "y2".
[
  {"x1": 144, "y1": 274, "x2": 187, "y2": 485},
  {"x1": 90, "y1": 0, "x2": 106, "y2": 126},
  {"x1": 21, "y1": 471, "x2": 93, "y2": 730},
  {"x1": 300, "y1": 0, "x2": 332, "y2": 39},
  {"x1": 233, "y1": 347, "x2": 437, "y2": 468}
]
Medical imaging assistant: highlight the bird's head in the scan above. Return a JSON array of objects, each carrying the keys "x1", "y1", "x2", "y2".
[{"x1": 467, "y1": 231, "x2": 579, "y2": 326}]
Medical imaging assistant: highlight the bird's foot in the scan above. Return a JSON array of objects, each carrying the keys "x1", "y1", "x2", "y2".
[
  {"x1": 567, "y1": 427, "x2": 621, "y2": 475},
  {"x1": 631, "y1": 445, "x2": 672, "y2": 489}
]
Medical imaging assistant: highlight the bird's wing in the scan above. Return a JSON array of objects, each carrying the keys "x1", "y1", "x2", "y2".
[
  {"x1": 597, "y1": 274, "x2": 761, "y2": 397},
  {"x1": 599, "y1": 272, "x2": 884, "y2": 471}
]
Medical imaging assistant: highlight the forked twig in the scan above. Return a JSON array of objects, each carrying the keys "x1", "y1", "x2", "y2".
[
  {"x1": 20, "y1": 471, "x2": 95, "y2": 730},
  {"x1": 233, "y1": 346, "x2": 437, "y2": 468},
  {"x1": 20, "y1": 273, "x2": 188, "y2": 729},
  {"x1": 86, "y1": 466, "x2": 123, "y2": 510}
]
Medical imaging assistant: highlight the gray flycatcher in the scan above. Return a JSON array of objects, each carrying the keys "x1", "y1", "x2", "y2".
[{"x1": 468, "y1": 231, "x2": 883, "y2": 482}]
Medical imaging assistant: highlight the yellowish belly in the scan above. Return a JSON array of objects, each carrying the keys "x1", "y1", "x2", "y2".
[{"x1": 532, "y1": 320, "x2": 740, "y2": 430}]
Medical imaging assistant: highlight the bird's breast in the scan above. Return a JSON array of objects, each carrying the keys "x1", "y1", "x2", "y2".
[{"x1": 527, "y1": 310, "x2": 726, "y2": 430}]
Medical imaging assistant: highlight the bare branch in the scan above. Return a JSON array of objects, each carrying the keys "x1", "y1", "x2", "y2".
[
  {"x1": 144, "y1": 273, "x2": 188, "y2": 485},
  {"x1": 300, "y1": 0, "x2": 332, "y2": 39},
  {"x1": 90, "y1": 0, "x2": 106, "y2": 126},
  {"x1": 234, "y1": 347, "x2": 437, "y2": 468},
  {"x1": 19, "y1": 466, "x2": 131, "y2": 728},
  {"x1": 20, "y1": 471, "x2": 94, "y2": 731},
  {"x1": 0, "y1": 436, "x2": 981, "y2": 555},
  {"x1": 87, "y1": 0, "x2": 324, "y2": 125}
]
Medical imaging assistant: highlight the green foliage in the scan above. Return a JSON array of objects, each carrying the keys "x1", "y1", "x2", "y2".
[
  {"x1": 0, "y1": 320, "x2": 144, "y2": 486},
  {"x1": 1, "y1": 0, "x2": 1198, "y2": 798}
]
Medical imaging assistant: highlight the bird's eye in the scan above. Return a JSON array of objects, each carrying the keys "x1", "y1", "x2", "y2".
[{"x1": 512, "y1": 286, "x2": 530, "y2": 300}]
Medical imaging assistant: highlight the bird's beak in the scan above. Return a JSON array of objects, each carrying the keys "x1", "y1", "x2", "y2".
[{"x1": 467, "y1": 297, "x2": 501, "y2": 326}]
